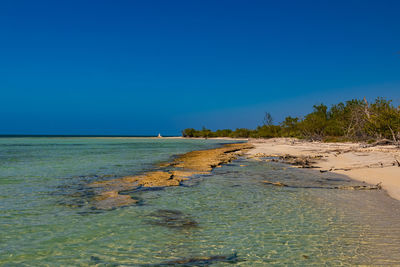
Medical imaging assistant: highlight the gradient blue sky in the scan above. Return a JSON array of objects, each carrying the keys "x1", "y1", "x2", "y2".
[{"x1": 1, "y1": 0, "x2": 399, "y2": 135}]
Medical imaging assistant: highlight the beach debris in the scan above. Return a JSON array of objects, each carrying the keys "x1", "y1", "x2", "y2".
[
  {"x1": 394, "y1": 157, "x2": 400, "y2": 167},
  {"x1": 153, "y1": 252, "x2": 240, "y2": 266},
  {"x1": 249, "y1": 152, "x2": 268, "y2": 158},
  {"x1": 319, "y1": 169, "x2": 332, "y2": 173},
  {"x1": 262, "y1": 180, "x2": 288, "y2": 187},
  {"x1": 334, "y1": 182, "x2": 382, "y2": 190},
  {"x1": 146, "y1": 209, "x2": 198, "y2": 229},
  {"x1": 260, "y1": 180, "x2": 382, "y2": 191},
  {"x1": 277, "y1": 154, "x2": 319, "y2": 168},
  {"x1": 333, "y1": 168, "x2": 352, "y2": 171},
  {"x1": 364, "y1": 139, "x2": 397, "y2": 147}
]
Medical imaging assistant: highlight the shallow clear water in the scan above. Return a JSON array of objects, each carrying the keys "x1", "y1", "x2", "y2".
[{"x1": 1, "y1": 138, "x2": 400, "y2": 266}]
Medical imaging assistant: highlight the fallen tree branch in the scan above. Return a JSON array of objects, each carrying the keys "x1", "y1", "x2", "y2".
[{"x1": 364, "y1": 139, "x2": 396, "y2": 147}]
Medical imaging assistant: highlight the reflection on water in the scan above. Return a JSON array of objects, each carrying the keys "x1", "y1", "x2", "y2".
[{"x1": 1, "y1": 138, "x2": 400, "y2": 265}]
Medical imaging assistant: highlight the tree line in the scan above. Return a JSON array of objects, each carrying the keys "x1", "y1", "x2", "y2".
[{"x1": 182, "y1": 97, "x2": 400, "y2": 144}]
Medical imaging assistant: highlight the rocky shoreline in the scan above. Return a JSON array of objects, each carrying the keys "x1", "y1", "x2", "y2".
[
  {"x1": 247, "y1": 138, "x2": 400, "y2": 199},
  {"x1": 85, "y1": 137, "x2": 400, "y2": 209},
  {"x1": 88, "y1": 142, "x2": 253, "y2": 210}
]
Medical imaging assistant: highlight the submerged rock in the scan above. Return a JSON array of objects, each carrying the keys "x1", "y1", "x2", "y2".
[
  {"x1": 92, "y1": 190, "x2": 138, "y2": 210},
  {"x1": 89, "y1": 252, "x2": 241, "y2": 266},
  {"x1": 147, "y1": 209, "x2": 198, "y2": 229},
  {"x1": 154, "y1": 252, "x2": 240, "y2": 266}
]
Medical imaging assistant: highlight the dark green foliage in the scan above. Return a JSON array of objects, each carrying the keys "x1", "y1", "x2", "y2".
[
  {"x1": 231, "y1": 128, "x2": 253, "y2": 138},
  {"x1": 280, "y1": 116, "x2": 300, "y2": 137},
  {"x1": 181, "y1": 127, "x2": 215, "y2": 138},
  {"x1": 365, "y1": 98, "x2": 400, "y2": 141},
  {"x1": 253, "y1": 125, "x2": 281, "y2": 138},
  {"x1": 181, "y1": 98, "x2": 400, "y2": 144},
  {"x1": 298, "y1": 104, "x2": 328, "y2": 140},
  {"x1": 215, "y1": 129, "x2": 233, "y2": 137},
  {"x1": 181, "y1": 128, "x2": 197, "y2": 137}
]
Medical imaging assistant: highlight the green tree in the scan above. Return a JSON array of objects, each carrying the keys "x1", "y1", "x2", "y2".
[
  {"x1": 280, "y1": 116, "x2": 300, "y2": 137},
  {"x1": 231, "y1": 128, "x2": 252, "y2": 138},
  {"x1": 299, "y1": 104, "x2": 328, "y2": 140},
  {"x1": 182, "y1": 128, "x2": 197, "y2": 137},
  {"x1": 215, "y1": 129, "x2": 233, "y2": 137},
  {"x1": 366, "y1": 98, "x2": 400, "y2": 142}
]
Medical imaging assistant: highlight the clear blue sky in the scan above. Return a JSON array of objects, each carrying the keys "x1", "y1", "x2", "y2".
[{"x1": 1, "y1": 0, "x2": 399, "y2": 135}]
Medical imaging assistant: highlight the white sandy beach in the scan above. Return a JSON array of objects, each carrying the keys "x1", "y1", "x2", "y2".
[{"x1": 248, "y1": 138, "x2": 400, "y2": 201}]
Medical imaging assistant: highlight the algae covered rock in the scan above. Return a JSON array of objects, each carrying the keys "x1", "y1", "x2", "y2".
[{"x1": 87, "y1": 142, "x2": 253, "y2": 210}]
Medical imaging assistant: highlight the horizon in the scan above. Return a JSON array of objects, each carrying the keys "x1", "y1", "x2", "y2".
[
  {"x1": 0, "y1": 134, "x2": 173, "y2": 137},
  {"x1": 1, "y1": 0, "x2": 400, "y2": 136}
]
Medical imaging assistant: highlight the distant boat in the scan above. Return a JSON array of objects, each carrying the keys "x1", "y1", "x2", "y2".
[{"x1": 157, "y1": 133, "x2": 162, "y2": 138}]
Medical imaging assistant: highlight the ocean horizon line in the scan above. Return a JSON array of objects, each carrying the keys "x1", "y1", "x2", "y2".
[{"x1": 0, "y1": 134, "x2": 180, "y2": 138}]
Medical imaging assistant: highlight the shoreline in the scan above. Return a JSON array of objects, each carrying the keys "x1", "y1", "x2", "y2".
[
  {"x1": 85, "y1": 136, "x2": 400, "y2": 208},
  {"x1": 247, "y1": 138, "x2": 400, "y2": 201},
  {"x1": 88, "y1": 142, "x2": 253, "y2": 209}
]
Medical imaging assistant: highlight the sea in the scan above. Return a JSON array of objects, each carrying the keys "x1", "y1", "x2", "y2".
[{"x1": 1, "y1": 137, "x2": 400, "y2": 266}]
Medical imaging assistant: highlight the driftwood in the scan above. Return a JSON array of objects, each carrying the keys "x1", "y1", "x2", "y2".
[
  {"x1": 364, "y1": 139, "x2": 397, "y2": 147},
  {"x1": 333, "y1": 168, "x2": 352, "y2": 171},
  {"x1": 394, "y1": 157, "x2": 400, "y2": 167}
]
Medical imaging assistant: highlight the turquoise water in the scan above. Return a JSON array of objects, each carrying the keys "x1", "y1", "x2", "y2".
[{"x1": 1, "y1": 138, "x2": 400, "y2": 266}]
